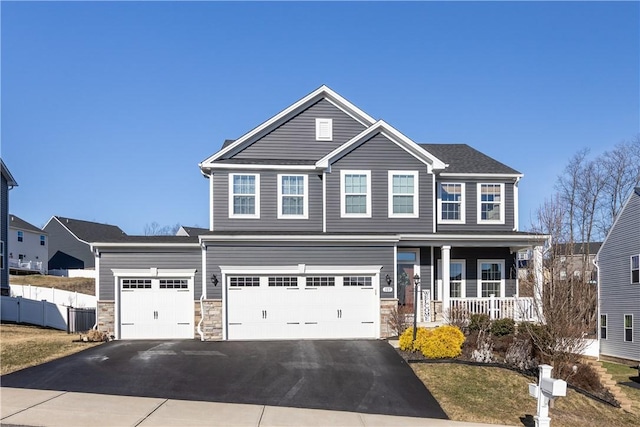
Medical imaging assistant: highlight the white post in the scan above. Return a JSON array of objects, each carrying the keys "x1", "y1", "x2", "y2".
[
  {"x1": 441, "y1": 245, "x2": 451, "y2": 319},
  {"x1": 533, "y1": 245, "x2": 544, "y2": 322},
  {"x1": 489, "y1": 294, "x2": 496, "y2": 320},
  {"x1": 535, "y1": 365, "x2": 553, "y2": 427}
]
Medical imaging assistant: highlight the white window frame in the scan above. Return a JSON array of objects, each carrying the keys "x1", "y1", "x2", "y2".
[
  {"x1": 438, "y1": 182, "x2": 465, "y2": 224},
  {"x1": 229, "y1": 173, "x2": 260, "y2": 219},
  {"x1": 438, "y1": 259, "x2": 466, "y2": 298},
  {"x1": 477, "y1": 260, "x2": 505, "y2": 298},
  {"x1": 17, "y1": 230, "x2": 23, "y2": 242},
  {"x1": 600, "y1": 314, "x2": 607, "y2": 340},
  {"x1": 631, "y1": 254, "x2": 639, "y2": 284},
  {"x1": 624, "y1": 314, "x2": 633, "y2": 342},
  {"x1": 341, "y1": 170, "x2": 371, "y2": 218},
  {"x1": 477, "y1": 183, "x2": 505, "y2": 224},
  {"x1": 277, "y1": 174, "x2": 308, "y2": 219},
  {"x1": 388, "y1": 171, "x2": 419, "y2": 218},
  {"x1": 315, "y1": 118, "x2": 333, "y2": 141},
  {"x1": 40, "y1": 235, "x2": 46, "y2": 246}
]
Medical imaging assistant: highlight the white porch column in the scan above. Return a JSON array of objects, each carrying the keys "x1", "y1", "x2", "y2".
[
  {"x1": 441, "y1": 245, "x2": 451, "y2": 317},
  {"x1": 533, "y1": 245, "x2": 544, "y2": 322}
]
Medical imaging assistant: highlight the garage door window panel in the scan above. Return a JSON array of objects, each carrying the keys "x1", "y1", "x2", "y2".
[
  {"x1": 230, "y1": 277, "x2": 260, "y2": 287},
  {"x1": 306, "y1": 276, "x2": 335, "y2": 287},
  {"x1": 269, "y1": 276, "x2": 298, "y2": 287},
  {"x1": 343, "y1": 276, "x2": 372, "y2": 287}
]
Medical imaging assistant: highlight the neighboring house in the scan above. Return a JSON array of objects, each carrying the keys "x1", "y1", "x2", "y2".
[
  {"x1": 556, "y1": 242, "x2": 602, "y2": 284},
  {"x1": 596, "y1": 187, "x2": 640, "y2": 362},
  {"x1": 1, "y1": 160, "x2": 18, "y2": 296},
  {"x1": 176, "y1": 226, "x2": 209, "y2": 237},
  {"x1": 43, "y1": 216, "x2": 126, "y2": 271},
  {"x1": 91, "y1": 86, "x2": 547, "y2": 341},
  {"x1": 8, "y1": 215, "x2": 48, "y2": 274}
]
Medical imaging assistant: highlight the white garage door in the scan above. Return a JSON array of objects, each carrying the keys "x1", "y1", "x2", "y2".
[
  {"x1": 226, "y1": 274, "x2": 378, "y2": 340},
  {"x1": 120, "y1": 278, "x2": 194, "y2": 339}
]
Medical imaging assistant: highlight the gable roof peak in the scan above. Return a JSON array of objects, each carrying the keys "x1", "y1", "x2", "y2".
[{"x1": 199, "y1": 86, "x2": 376, "y2": 170}]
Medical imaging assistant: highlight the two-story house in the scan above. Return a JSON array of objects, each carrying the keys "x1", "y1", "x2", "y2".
[
  {"x1": 1, "y1": 160, "x2": 18, "y2": 296},
  {"x1": 91, "y1": 86, "x2": 547, "y2": 341},
  {"x1": 596, "y1": 187, "x2": 639, "y2": 362},
  {"x1": 8, "y1": 214, "x2": 48, "y2": 275}
]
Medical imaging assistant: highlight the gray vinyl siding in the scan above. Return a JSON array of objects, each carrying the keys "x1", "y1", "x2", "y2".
[
  {"x1": 44, "y1": 220, "x2": 94, "y2": 269},
  {"x1": 98, "y1": 249, "x2": 203, "y2": 301},
  {"x1": 326, "y1": 133, "x2": 434, "y2": 233},
  {"x1": 205, "y1": 242, "x2": 395, "y2": 299},
  {"x1": 598, "y1": 191, "x2": 640, "y2": 361},
  {"x1": 212, "y1": 171, "x2": 322, "y2": 232},
  {"x1": 231, "y1": 99, "x2": 367, "y2": 161},
  {"x1": 1, "y1": 174, "x2": 8, "y2": 289},
  {"x1": 436, "y1": 181, "x2": 516, "y2": 232},
  {"x1": 433, "y1": 247, "x2": 517, "y2": 298}
]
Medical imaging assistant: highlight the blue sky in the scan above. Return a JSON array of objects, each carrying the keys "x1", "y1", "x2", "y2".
[{"x1": 2, "y1": 1, "x2": 638, "y2": 235}]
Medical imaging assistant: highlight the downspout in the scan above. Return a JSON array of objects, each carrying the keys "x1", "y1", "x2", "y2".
[
  {"x1": 91, "y1": 246, "x2": 99, "y2": 330},
  {"x1": 197, "y1": 241, "x2": 207, "y2": 341},
  {"x1": 592, "y1": 255, "x2": 600, "y2": 361}
]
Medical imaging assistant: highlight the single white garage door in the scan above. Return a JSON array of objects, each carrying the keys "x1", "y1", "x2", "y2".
[
  {"x1": 226, "y1": 274, "x2": 377, "y2": 340},
  {"x1": 120, "y1": 278, "x2": 194, "y2": 339}
]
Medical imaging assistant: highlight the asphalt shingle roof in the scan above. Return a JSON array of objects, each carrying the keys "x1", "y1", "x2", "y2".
[
  {"x1": 54, "y1": 216, "x2": 127, "y2": 242},
  {"x1": 10, "y1": 215, "x2": 43, "y2": 233},
  {"x1": 420, "y1": 144, "x2": 521, "y2": 175}
]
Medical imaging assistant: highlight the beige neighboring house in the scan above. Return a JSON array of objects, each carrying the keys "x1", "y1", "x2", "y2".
[
  {"x1": 8, "y1": 214, "x2": 47, "y2": 275},
  {"x1": 556, "y1": 242, "x2": 602, "y2": 284}
]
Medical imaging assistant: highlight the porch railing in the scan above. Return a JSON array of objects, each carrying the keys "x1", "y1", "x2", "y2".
[
  {"x1": 9, "y1": 259, "x2": 45, "y2": 274},
  {"x1": 448, "y1": 296, "x2": 538, "y2": 322}
]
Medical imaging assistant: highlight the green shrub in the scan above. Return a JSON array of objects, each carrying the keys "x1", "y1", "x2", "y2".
[
  {"x1": 491, "y1": 318, "x2": 515, "y2": 336},
  {"x1": 399, "y1": 327, "x2": 431, "y2": 352},
  {"x1": 420, "y1": 325, "x2": 465, "y2": 359},
  {"x1": 468, "y1": 313, "x2": 491, "y2": 332}
]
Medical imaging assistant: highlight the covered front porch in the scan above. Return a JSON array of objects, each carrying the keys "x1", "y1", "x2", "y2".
[{"x1": 395, "y1": 232, "x2": 547, "y2": 326}]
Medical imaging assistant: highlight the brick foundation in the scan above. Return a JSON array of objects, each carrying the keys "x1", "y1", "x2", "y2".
[
  {"x1": 380, "y1": 299, "x2": 398, "y2": 338},
  {"x1": 195, "y1": 299, "x2": 223, "y2": 341},
  {"x1": 97, "y1": 301, "x2": 115, "y2": 337}
]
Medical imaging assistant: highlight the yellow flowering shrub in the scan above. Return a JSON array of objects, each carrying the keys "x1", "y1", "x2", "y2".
[
  {"x1": 420, "y1": 325, "x2": 465, "y2": 359},
  {"x1": 398, "y1": 326, "x2": 432, "y2": 352}
]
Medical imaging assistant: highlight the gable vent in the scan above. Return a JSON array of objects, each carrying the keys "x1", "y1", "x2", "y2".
[{"x1": 316, "y1": 118, "x2": 333, "y2": 141}]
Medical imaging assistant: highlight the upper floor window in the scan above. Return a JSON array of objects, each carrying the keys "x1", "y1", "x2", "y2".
[
  {"x1": 388, "y1": 171, "x2": 419, "y2": 218},
  {"x1": 478, "y1": 183, "x2": 505, "y2": 224},
  {"x1": 438, "y1": 183, "x2": 465, "y2": 223},
  {"x1": 278, "y1": 174, "x2": 308, "y2": 219},
  {"x1": 478, "y1": 260, "x2": 504, "y2": 297},
  {"x1": 315, "y1": 118, "x2": 333, "y2": 141},
  {"x1": 40, "y1": 235, "x2": 46, "y2": 246},
  {"x1": 229, "y1": 173, "x2": 260, "y2": 218},
  {"x1": 341, "y1": 170, "x2": 371, "y2": 218},
  {"x1": 631, "y1": 255, "x2": 639, "y2": 284},
  {"x1": 17, "y1": 231, "x2": 23, "y2": 242}
]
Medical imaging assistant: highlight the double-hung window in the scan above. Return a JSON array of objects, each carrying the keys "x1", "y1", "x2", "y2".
[
  {"x1": 631, "y1": 255, "x2": 639, "y2": 284},
  {"x1": 600, "y1": 314, "x2": 607, "y2": 340},
  {"x1": 341, "y1": 170, "x2": 371, "y2": 217},
  {"x1": 478, "y1": 260, "x2": 504, "y2": 297},
  {"x1": 17, "y1": 231, "x2": 23, "y2": 242},
  {"x1": 624, "y1": 314, "x2": 633, "y2": 342},
  {"x1": 229, "y1": 173, "x2": 260, "y2": 218},
  {"x1": 439, "y1": 183, "x2": 464, "y2": 223},
  {"x1": 40, "y1": 235, "x2": 46, "y2": 246},
  {"x1": 278, "y1": 174, "x2": 308, "y2": 219},
  {"x1": 388, "y1": 171, "x2": 418, "y2": 218},
  {"x1": 439, "y1": 259, "x2": 466, "y2": 298},
  {"x1": 478, "y1": 183, "x2": 505, "y2": 224}
]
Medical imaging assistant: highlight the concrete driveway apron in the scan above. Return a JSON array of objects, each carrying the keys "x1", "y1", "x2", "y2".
[{"x1": 0, "y1": 339, "x2": 447, "y2": 419}]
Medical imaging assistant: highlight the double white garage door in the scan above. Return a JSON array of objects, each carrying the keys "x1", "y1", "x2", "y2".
[{"x1": 226, "y1": 274, "x2": 378, "y2": 340}]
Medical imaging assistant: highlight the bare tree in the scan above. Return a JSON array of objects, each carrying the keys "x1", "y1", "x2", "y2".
[{"x1": 143, "y1": 221, "x2": 181, "y2": 236}]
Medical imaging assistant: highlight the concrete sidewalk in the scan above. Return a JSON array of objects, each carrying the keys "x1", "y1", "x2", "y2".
[{"x1": 1, "y1": 387, "x2": 513, "y2": 427}]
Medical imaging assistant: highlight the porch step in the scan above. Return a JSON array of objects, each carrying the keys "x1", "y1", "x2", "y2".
[{"x1": 581, "y1": 358, "x2": 637, "y2": 414}]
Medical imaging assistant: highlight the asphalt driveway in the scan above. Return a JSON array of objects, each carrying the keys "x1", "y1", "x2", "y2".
[{"x1": 0, "y1": 340, "x2": 447, "y2": 419}]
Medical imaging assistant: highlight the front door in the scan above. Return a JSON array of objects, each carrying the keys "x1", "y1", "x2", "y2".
[{"x1": 397, "y1": 250, "x2": 418, "y2": 310}]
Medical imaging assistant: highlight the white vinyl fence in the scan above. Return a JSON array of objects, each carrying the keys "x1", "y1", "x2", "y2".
[
  {"x1": 9, "y1": 284, "x2": 96, "y2": 308},
  {"x1": 1, "y1": 296, "x2": 68, "y2": 330}
]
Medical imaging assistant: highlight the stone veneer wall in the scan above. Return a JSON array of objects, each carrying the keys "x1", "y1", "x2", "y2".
[
  {"x1": 431, "y1": 301, "x2": 444, "y2": 322},
  {"x1": 380, "y1": 298, "x2": 398, "y2": 338},
  {"x1": 194, "y1": 299, "x2": 223, "y2": 341},
  {"x1": 97, "y1": 301, "x2": 115, "y2": 336}
]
